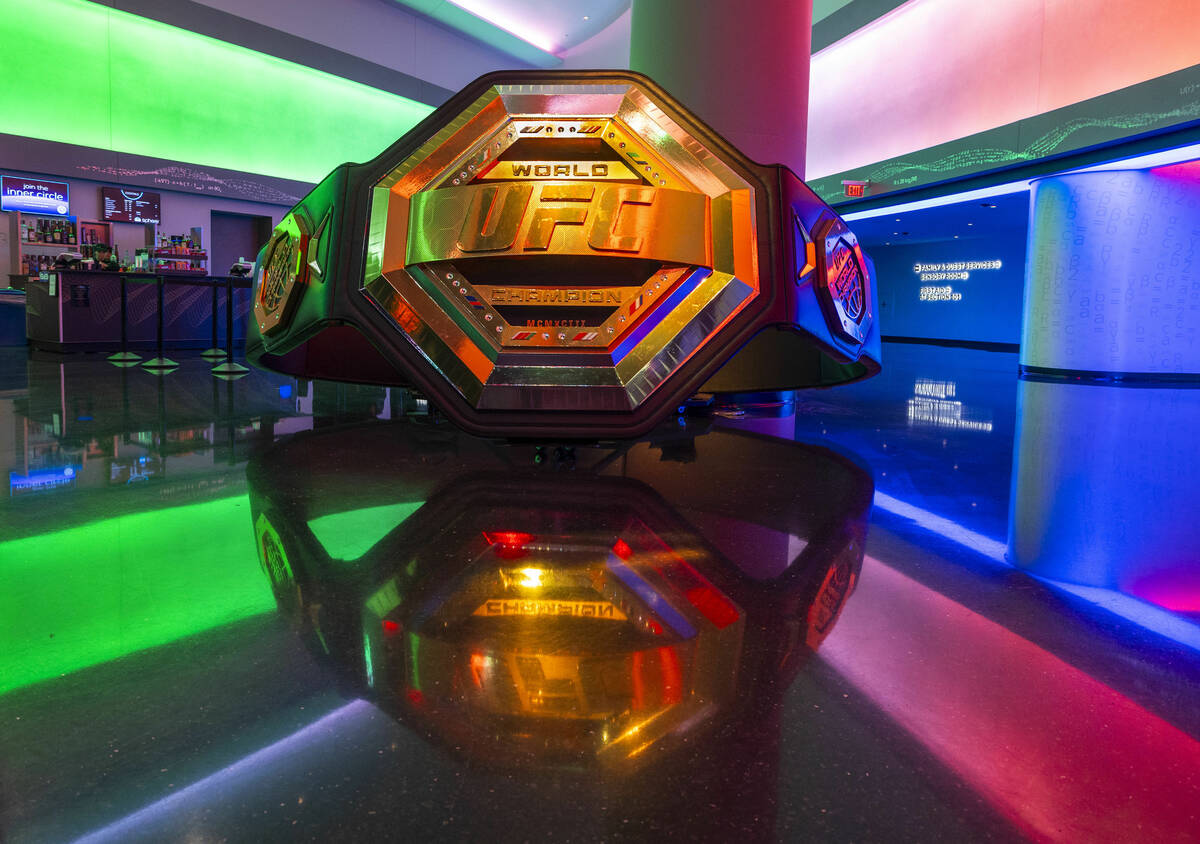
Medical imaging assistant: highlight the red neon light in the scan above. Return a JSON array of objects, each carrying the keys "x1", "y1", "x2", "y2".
[
  {"x1": 631, "y1": 650, "x2": 645, "y2": 711},
  {"x1": 406, "y1": 688, "x2": 424, "y2": 706},
  {"x1": 685, "y1": 585, "x2": 740, "y2": 630},
  {"x1": 381, "y1": 619, "x2": 400, "y2": 635},
  {"x1": 844, "y1": 183, "x2": 866, "y2": 198},
  {"x1": 612, "y1": 539, "x2": 632, "y2": 560},
  {"x1": 658, "y1": 646, "x2": 682, "y2": 705},
  {"x1": 639, "y1": 530, "x2": 742, "y2": 628},
  {"x1": 483, "y1": 531, "x2": 534, "y2": 559}
]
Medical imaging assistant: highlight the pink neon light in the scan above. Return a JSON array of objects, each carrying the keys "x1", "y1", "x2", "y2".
[
  {"x1": 808, "y1": 0, "x2": 1200, "y2": 179},
  {"x1": 820, "y1": 556, "x2": 1200, "y2": 841},
  {"x1": 1126, "y1": 568, "x2": 1200, "y2": 613},
  {"x1": 1149, "y1": 159, "x2": 1200, "y2": 182}
]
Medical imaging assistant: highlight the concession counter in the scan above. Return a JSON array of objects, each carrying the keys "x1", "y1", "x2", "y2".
[{"x1": 24, "y1": 270, "x2": 251, "y2": 353}]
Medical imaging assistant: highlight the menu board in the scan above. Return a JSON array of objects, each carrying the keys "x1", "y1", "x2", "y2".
[
  {"x1": 1, "y1": 175, "x2": 69, "y2": 215},
  {"x1": 101, "y1": 187, "x2": 161, "y2": 224}
]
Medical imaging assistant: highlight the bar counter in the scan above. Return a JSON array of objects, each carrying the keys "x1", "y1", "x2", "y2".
[{"x1": 24, "y1": 270, "x2": 252, "y2": 353}]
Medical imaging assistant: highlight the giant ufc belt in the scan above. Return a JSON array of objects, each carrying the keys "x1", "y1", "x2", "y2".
[{"x1": 247, "y1": 71, "x2": 881, "y2": 438}]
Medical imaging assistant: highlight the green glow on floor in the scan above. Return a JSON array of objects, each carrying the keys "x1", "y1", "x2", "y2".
[
  {"x1": 307, "y1": 501, "x2": 423, "y2": 561},
  {"x1": 409, "y1": 632, "x2": 422, "y2": 691},
  {"x1": 0, "y1": 0, "x2": 435, "y2": 183},
  {"x1": 0, "y1": 495, "x2": 273, "y2": 695}
]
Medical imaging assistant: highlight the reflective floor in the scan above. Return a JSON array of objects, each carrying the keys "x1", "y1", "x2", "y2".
[{"x1": 2, "y1": 343, "x2": 1198, "y2": 843}]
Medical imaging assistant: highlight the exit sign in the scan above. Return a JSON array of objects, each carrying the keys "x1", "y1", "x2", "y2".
[{"x1": 842, "y1": 180, "x2": 868, "y2": 198}]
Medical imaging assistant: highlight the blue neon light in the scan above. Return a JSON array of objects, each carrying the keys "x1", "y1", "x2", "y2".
[
  {"x1": 74, "y1": 700, "x2": 369, "y2": 843},
  {"x1": 611, "y1": 268, "x2": 711, "y2": 363},
  {"x1": 606, "y1": 552, "x2": 696, "y2": 638}
]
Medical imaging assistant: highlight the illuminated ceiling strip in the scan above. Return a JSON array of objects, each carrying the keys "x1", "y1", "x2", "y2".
[
  {"x1": 448, "y1": 0, "x2": 559, "y2": 53},
  {"x1": 841, "y1": 182, "x2": 1030, "y2": 221},
  {"x1": 841, "y1": 141, "x2": 1200, "y2": 221},
  {"x1": 388, "y1": 1, "x2": 562, "y2": 66},
  {"x1": 1059, "y1": 141, "x2": 1200, "y2": 174},
  {"x1": 73, "y1": 700, "x2": 370, "y2": 844}
]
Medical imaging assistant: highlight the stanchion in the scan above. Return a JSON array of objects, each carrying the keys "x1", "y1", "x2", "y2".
[
  {"x1": 212, "y1": 275, "x2": 250, "y2": 380},
  {"x1": 200, "y1": 278, "x2": 225, "y2": 360},
  {"x1": 142, "y1": 275, "x2": 178, "y2": 374},
  {"x1": 107, "y1": 275, "x2": 142, "y2": 366}
]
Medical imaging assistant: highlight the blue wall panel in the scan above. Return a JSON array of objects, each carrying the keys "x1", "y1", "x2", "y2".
[{"x1": 866, "y1": 232, "x2": 1028, "y2": 345}]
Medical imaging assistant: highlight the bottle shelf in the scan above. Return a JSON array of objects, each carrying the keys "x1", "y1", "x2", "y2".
[{"x1": 151, "y1": 250, "x2": 207, "y2": 260}]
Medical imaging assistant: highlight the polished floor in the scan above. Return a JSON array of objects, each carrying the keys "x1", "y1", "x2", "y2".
[{"x1": 1, "y1": 343, "x2": 1198, "y2": 843}]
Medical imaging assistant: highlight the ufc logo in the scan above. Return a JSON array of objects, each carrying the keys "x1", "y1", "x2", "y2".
[{"x1": 457, "y1": 183, "x2": 655, "y2": 254}]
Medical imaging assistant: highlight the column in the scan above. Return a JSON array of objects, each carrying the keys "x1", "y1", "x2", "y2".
[{"x1": 629, "y1": 0, "x2": 813, "y2": 174}]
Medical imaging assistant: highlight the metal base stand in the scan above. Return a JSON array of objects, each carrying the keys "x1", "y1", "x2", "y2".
[
  {"x1": 143, "y1": 356, "x2": 179, "y2": 375},
  {"x1": 212, "y1": 360, "x2": 250, "y2": 380}
]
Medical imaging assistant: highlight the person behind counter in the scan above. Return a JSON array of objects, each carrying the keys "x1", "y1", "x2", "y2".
[{"x1": 89, "y1": 244, "x2": 118, "y2": 271}]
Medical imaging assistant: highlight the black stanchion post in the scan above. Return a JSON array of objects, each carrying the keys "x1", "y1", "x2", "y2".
[
  {"x1": 212, "y1": 275, "x2": 250, "y2": 379},
  {"x1": 143, "y1": 274, "x2": 178, "y2": 374},
  {"x1": 107, "y1": 276, "x2": 142, "y2": 365},
  {"x1": 201, "y1": 278, "x2": 224, "y2": 360}
]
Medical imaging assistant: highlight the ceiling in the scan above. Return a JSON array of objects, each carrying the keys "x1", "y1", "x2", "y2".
[
  {"x1": 387, "y1": 0, "x2": 631, "y2": 62},
  {"x1": 850, "y1": 191, "x2": 1030, "y2": 247}
]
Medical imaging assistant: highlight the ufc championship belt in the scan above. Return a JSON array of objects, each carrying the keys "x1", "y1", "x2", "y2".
[
  {"x1": 247, "y1": 71, "x2": 881, "y2": 438},
  {"x1": 249, "y1": 419, "x2": 871, "y2": 770}
]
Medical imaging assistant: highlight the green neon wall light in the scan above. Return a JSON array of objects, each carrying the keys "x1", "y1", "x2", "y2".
[
  {"x1": 0, "y1": 0, "x2": 435, "y2": 184},
  {"x1": 307, "y1": 500, "x2": 424, "y2": 561},
  {"x1": 0, "y1": 495, "x2": 274, "y2": 695}
]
